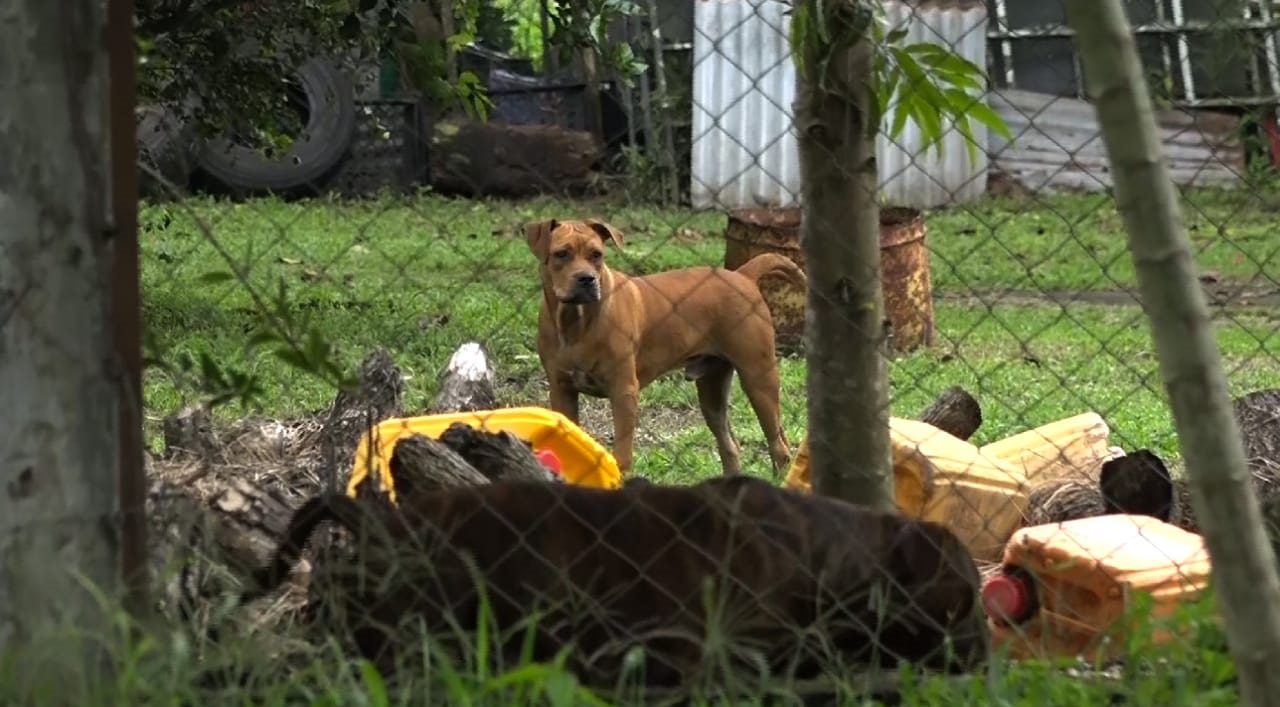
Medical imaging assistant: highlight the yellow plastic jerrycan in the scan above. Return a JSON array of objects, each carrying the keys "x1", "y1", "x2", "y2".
[
  {"x1": 982, "y1": 514, "x2": 1214, "y2": 662},
  {"x1": 979, "y1": 412, "x2": 1113, "y2": 484},
  {"x1": 782, "y1": 413, "x2": 1115, "y2": 561},
  {"x1": 346, "y1": 406, "x2": 622, "y2": 504}
]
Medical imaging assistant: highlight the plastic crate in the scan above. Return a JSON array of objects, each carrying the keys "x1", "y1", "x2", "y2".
[
  {"x1": 487, "y1": 68, "x2": 588, "y2": 132},
  {"x1": 328, "y1": 98, "x2": 427, "y2": 197}
]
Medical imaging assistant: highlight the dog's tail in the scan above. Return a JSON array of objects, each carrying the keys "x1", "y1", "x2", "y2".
[
  {"x1": 239, "y1": 492, "x2": 372, "y2": 606},
  {"x1": 734, "y1": 253, "x2": 806, "y2": 288}
]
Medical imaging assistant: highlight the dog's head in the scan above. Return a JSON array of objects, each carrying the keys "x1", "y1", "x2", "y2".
[{"x1": 524, "y1": 218, "x2": 625, "y2": 305}]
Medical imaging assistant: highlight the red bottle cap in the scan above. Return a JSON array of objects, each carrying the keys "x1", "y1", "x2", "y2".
[
  {"x1": 982, "y1": 573, "x2": 1032, "y2": 623},
  {"x1": 535, "y1": 449, "x2": 563, "y2": 476}
]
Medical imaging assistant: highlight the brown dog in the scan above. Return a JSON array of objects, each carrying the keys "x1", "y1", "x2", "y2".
[
  {"x1": 524, "y1": 218, "x2": 807, "y2": 478},
  {"x1": 238, "y1": 475, "x2": 990, "y2": 688}
]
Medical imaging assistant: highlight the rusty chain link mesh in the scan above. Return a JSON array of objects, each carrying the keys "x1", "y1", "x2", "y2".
[{"x1": 130, "y1": 0, "x2": 1277, "y2": 701}]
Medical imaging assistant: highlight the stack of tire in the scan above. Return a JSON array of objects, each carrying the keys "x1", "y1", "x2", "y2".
[{"x1": 137, "y1": 57, "x2": 357, "y2": 200}]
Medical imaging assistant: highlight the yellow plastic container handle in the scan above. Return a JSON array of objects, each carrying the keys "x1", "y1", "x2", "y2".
[{"x1": 346, "y1": 406, "x2": 622, "y2": 503}]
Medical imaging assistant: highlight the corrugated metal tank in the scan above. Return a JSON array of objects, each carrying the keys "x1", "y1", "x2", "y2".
[{"x1": 691, "y1": 0, "x2": 991, "y2": 210}]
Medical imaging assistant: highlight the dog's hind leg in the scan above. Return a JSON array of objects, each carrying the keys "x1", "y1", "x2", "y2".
[
  {"x1": 735, "y1": 359, "x2": 792, "y2": 477},
  {"x1": 695, "y1": 357, "x2": 742, "y2": 476}
]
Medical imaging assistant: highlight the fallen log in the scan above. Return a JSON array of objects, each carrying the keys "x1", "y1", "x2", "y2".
[
  {"x1": 428, "y1": 118, "x2": 604, "y2": 198},
  {"x1": 389, "y1": 434, "x2": 491, "y2": 494},
  {"x1": 437, "y1": 424, "x2": 558, "y2": 483},
  {"x1": 917, "y1": 385, "x2": 982, "y2": 441}
]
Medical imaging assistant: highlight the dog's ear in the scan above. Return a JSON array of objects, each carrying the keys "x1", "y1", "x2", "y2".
[
  {"x1": 584, "y1": 218, "x2": 625, "y2": 249},
  {"x1": 1100, "y1": 449, "x2": 1175, "y2": 522},
  {"x1": 524, "y1": 219, "x2": 558, "y2": 261}
]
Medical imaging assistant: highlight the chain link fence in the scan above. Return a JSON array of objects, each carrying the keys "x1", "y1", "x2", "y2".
[{"x1": 124, "y1": 0, "x2": 1280, "y2": 702}]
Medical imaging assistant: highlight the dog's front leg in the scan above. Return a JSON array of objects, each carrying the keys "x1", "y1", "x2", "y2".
[
  {"x1": 548, "y1": 371, "x2": 581, "y2": 423},
  {"x1": 608, "y1": 375, "x2": 641, "y2": 477}
]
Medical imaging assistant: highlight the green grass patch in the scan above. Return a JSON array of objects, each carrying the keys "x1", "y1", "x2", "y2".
[{"x1": 142, "y1": 190, "x2": 1280, "y2": 477}]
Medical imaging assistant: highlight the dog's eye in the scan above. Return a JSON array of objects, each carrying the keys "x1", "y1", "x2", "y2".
[
  {"x1": 589, "y1": 250, "x2": 603, "y2": 261},
  {"x1": 553, "y1": 249, "x2": 571, "y2": 260}
]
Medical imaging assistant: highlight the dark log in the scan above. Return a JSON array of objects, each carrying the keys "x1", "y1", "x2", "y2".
[
  {"x1": 437, "y1": 423, "x2": 558, "y2": 483},
  {"x1": 389, "y1": 434, "x2": 491, "y2": 494},
  {"x1": 917, "y1": 386, "x2": 982, "y2": 442},
  {"x1": 321, "y1": 347, "x2": 406, "y2": 477},
  {"x1": 428, "y1": 118, "x2": 603, "y2": 198},
  {"x1": 1023, "y1": 478, "x2": 1105, "y2": 527},
  {"x1": 146, "y1": 468, "x2": 306, "y2": 629}
]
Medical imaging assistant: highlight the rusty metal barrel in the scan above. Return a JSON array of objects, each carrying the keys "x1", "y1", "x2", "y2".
[{"x1": 723, "y1": 206, "x2": 936, "y2": 355}]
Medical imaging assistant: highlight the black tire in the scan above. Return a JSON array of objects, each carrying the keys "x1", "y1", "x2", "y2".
[
  {"x1": 137, "y1": 104, "x2": 197, "y2": 200},
  {"x1": 194, "y1": 57, "x2": 357, "y2": 196}
]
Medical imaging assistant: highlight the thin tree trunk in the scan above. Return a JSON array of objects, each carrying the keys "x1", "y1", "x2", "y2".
[
  {"x1": 0, "y1": 0, "x2": 119, "y2": 692},
  {"x1": 580, "y1": 45, "x2": 604, "y2": 144},
  {"x1": 642, "y1": 0, "x2": 679, "y2": 206},
  {"x1": 440, "y1": 1, "x2": 458, "y2": 84},
  {"x1": 1064, "y1": 2, "x2": 1280, "y2": 704},
  {"x1": 107, "y1": 0, "x2": 150, "y2": 619},
  {"x1": 794, "y1": 1, "x2": 893, "y2": 510},
  {"x1": 539, "y1": 0, "x2": 556, "y2": 77}
]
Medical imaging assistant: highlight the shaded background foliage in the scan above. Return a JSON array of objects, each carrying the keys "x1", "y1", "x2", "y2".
[{"x1": 134, "y1": 0, "x2": 648, "y2": 142}]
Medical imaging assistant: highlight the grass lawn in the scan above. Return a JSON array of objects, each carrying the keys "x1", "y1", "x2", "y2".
[
  {"x1": 142, "y1": 187, "x2": 1280, "y2": 472},
  {"x1": 132, "y1": 186, "x2": 1277, "y2": 704}
]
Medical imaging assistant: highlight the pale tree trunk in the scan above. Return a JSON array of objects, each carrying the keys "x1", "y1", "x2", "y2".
[
  {"x1": 794, "y1": 0, "x2": 894, "y2": 510},
  {"x1": 1064, "y1": 2, "x2": 1280, "y2": 704},
  {"x1": 0, "y1": 0, "x2": 120, "y2": 694}
]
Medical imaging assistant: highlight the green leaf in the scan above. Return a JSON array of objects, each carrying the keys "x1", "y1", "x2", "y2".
[
  {"x1": 888, "y1": 88, "x2": 911, "y2": 140},
  {"x1": 813, "y1": 0, "x2": 830, "y2": 46},
  {"x1": 968, "y1": 98, "x2": 1015, "y2": 141},
  {"x1": 885, "y1": 26, "x2": 909, "y2": 45},
  {"x1": 941, "y1": 86, "x2": 977, "y2": 113},
  {"x1": 357, "y1": 660, "x2": 390, "y2": 707},
  {"x1": 896, "y1": 49, "x2": 950, "y2": 111},
  {"x1": 943, "y1": 86, "x2": 1012, "y2": 142},
  {"x1": 952, "y1": 114, "x2": 981, "y2": 167},
  {"x1": 197, "y1": 352, "x2": 227, "y2": 389},
  {"x1": 907, "y1": 90, "x2": 945, "y2": 159}
]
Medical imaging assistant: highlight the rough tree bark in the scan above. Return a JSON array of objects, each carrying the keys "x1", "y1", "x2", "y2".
[
  {"x1": 1064, "y1": 2, "x2": 1280, "y2": 704},
  {"x1": 794, "y1": 0, "x2": 894, "y2": 510},
  {"x1": 0, "y1": 0, "x2": 120, "y2": 690}
]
